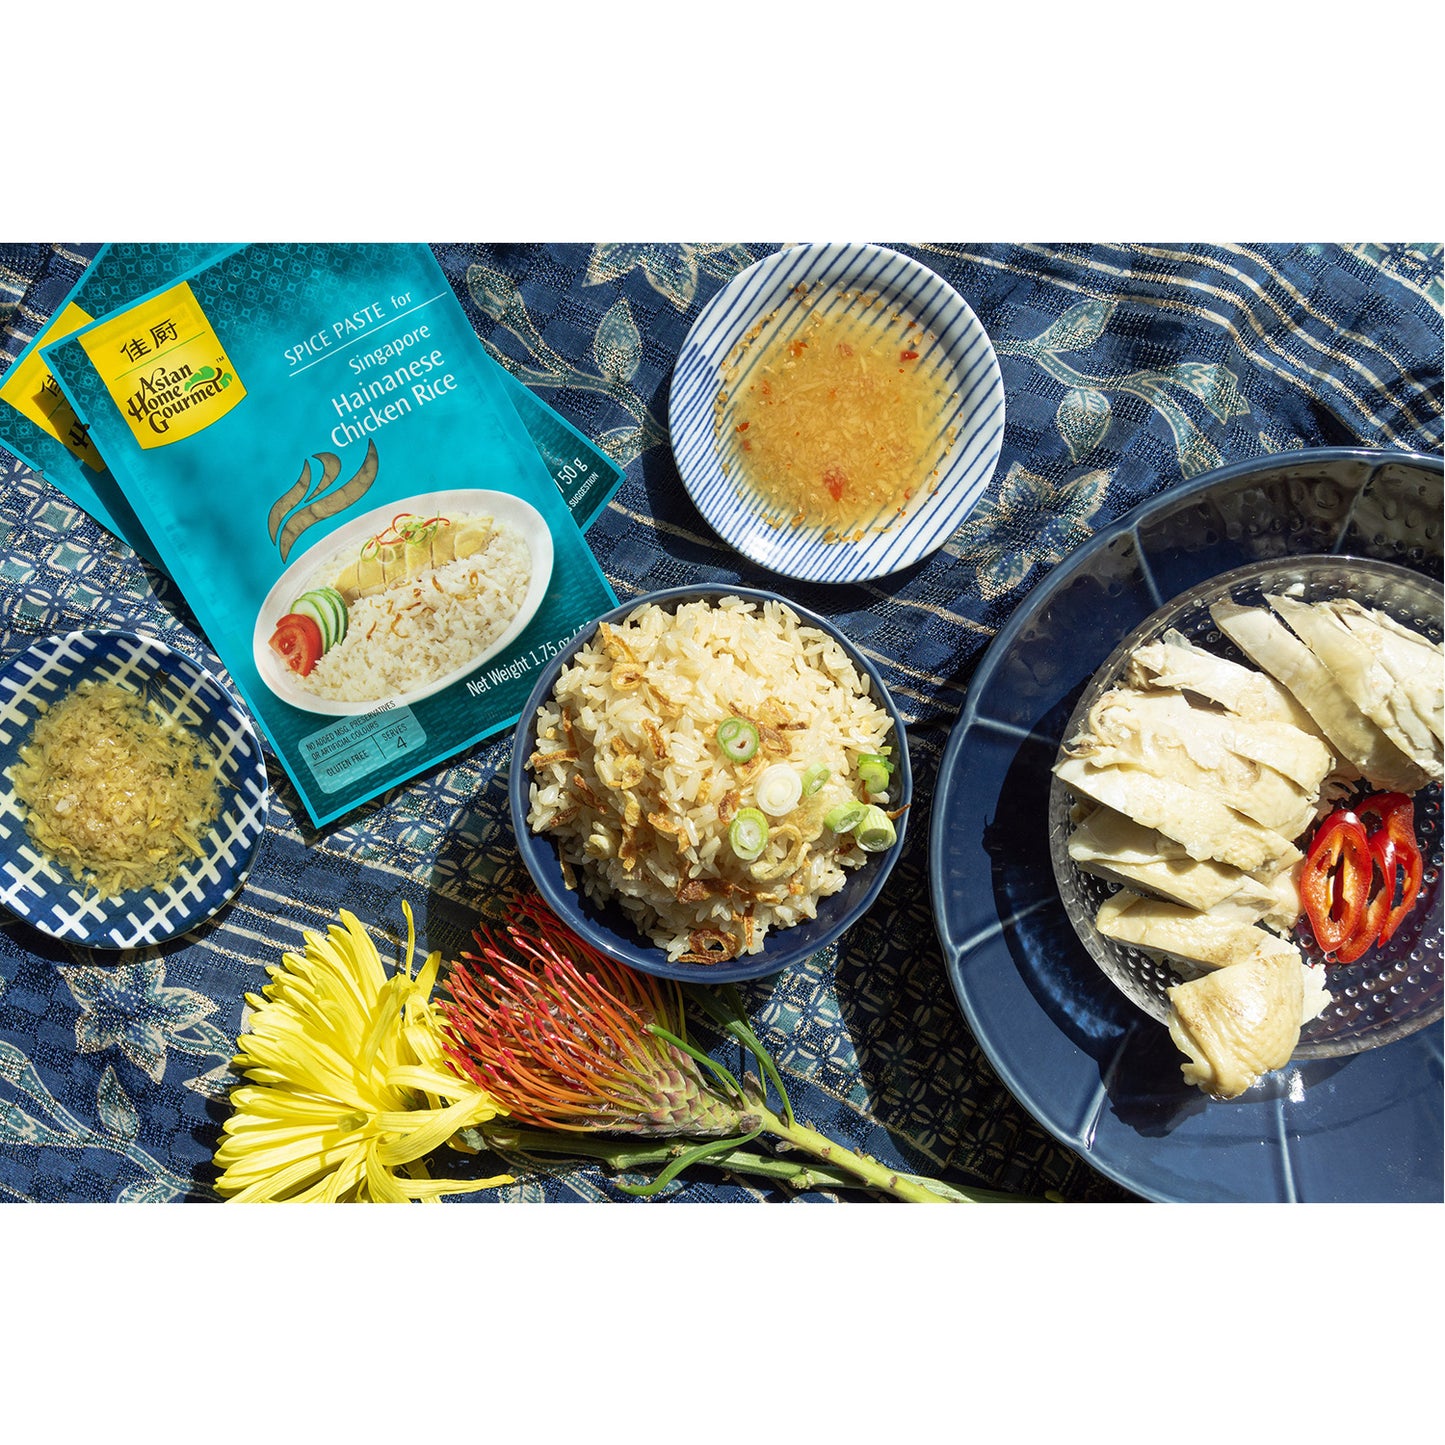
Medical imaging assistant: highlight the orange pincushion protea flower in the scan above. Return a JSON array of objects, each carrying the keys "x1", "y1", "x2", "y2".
[{"x1": 439, "y1": 896, "x2": 752, "y2": 1138}]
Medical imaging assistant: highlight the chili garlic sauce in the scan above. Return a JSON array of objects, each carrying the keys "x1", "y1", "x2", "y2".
[
  {"x1": 715, "y1": 289, "x2": 958, "y2": 541},
  {"x1": 8, "y1": 679, "x2": 222, "y2": 898}
]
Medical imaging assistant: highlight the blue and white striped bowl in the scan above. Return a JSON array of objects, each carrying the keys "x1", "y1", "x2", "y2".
[
  {"x1": 0, "y1": 629, "x2": 269, "y2": 950},
  {"x1": 669, "y1": 243, "x2": 1005, "y2": 583}
]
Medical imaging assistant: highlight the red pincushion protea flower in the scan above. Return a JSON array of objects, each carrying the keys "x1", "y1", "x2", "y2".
[{"x1": 439, "y1": 895, "x2": 752, "y2": 1139}]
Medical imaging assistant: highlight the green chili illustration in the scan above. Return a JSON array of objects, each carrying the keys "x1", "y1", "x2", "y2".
[
  {"x1": 277, "y1": 440, "x2": 380, "y2": 561},
  {"x1": 267, "y1": 458, "x2": 313, "y2": 544}
]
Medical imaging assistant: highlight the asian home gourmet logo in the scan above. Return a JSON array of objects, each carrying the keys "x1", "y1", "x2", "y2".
[
  {"x1": 125, "y1": 357, "x2": 235, "y2": 434},
  {"x1": 81, "y1": 280, "x2": 246, "y2": 448}
]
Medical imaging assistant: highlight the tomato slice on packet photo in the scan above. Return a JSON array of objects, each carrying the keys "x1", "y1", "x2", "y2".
[{"x1": 269, "y1": 613, "x2": 323, "y2": 676}]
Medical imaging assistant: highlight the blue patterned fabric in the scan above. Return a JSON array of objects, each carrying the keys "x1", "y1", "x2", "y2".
[{"x1": 2, "y1": 241, "x2": 1441, "y2": 1203}]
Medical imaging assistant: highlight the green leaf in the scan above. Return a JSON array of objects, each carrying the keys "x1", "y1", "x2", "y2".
[
  {"x1": 464, "y1": 264, "x2": 526, "y2": 329},
  {"x1": 97, "y1": 1066, "x2": 140, "y2": 1142},
  {"x1": 1056, "y1": 387, "x2": 1113, "y2": 460},
  {"x1": 613, "y1": 1126, "x2": 764, "y2": 1198},
  {"x1": 1164, "y1": 360, "x2": 1252, "y2": 423},
  {"x1": 594, "y1": 299, "x2": 643, "y2": 383},
  {"x1": 1031, "y1": 299, "x2": 1114, "y2": 354}
]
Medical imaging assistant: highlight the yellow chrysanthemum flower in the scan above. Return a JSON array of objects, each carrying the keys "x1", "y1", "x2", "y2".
[{"x1": 215, "y1": 904, "x2": 511, "y2": 1202}]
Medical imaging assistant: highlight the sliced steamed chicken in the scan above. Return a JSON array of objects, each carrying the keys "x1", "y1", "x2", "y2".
[
  {"x1": 1211, "y1": 599, "x2": 1430, "y2": 793},
  {"x1": 1067, "y1": 806, "x2": 1301, "y2": 929},
  {"x1": 1329, "y1": 600, "x2": 1444, "y2": 749},
  {"x1": 1096, "y1": 890, "x2": 1292, "y2": 968},
  {"x1": 1060, "y1": 587, "x2": 1433, "y2": 1103},
  {"x1": 1329, "y1": 601, "x2": 1445, "y2": 751},
  {"x1": 1095, "y1": 890, "x2": 1329, "y2": 1024},
  {"x1": 1266, "y1": 593, "x2": 1441, "y2": 787},
  {"x1": 1073, "y1": 686, "x2": 1329, "y2": 837},
  {"x1": 1127, "y1": 630, "x2": 1327, "y2": 736},
  {"x1": 1053, "y1": 755, "x2": 1302, "y2": 874},
  {"x1": 1324, "y1": 598, "x2": 1444, "y2": 758},
  {"x1": 1166, "y1": 942, "x2": 1308, "y2": 1100}
]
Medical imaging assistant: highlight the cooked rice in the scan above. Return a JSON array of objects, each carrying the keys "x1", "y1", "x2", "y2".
[
  {"x1": 525, "y1": 595, "x2": 899, "y2": 962},
  {"x1": 300, "y1": 520, "x2": 530, "y2": 702}
]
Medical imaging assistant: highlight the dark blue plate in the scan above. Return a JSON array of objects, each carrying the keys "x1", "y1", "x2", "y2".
[
  {"x1": 930, "y1": 448, "x2": 1444, "y2": 1202},
  {"x1": 510, "y1": 585, "x2": 913, "y2": 983}
]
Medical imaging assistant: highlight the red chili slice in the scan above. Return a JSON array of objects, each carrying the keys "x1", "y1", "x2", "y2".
[
  {"x1": 1355, "y1": 791, "x2": 1411, "y2": 834},
  {"x1": 1336, "y1": 829, "x2": 1397, "y2": 964},
  {"x1": 269, "y1": 613, "x2": 323, "y2": 677},
  {"x1": 1356, "y1": 792, "x2": 1424, "y2": 944},
  {"x1": 1301, "y1": 809, "x2": 1373, "y2": 957},
  {"x1": 1380, "y1": 842, "x2": 1424, "y2": 944}
]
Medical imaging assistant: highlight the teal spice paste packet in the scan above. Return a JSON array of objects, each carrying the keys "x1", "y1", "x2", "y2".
[
  {"x1": 44, "y1": 242, "x2": 619, "y2": 826},
  {"x1": 6, "y1": 243, "x2": 623, "y2": 568}
]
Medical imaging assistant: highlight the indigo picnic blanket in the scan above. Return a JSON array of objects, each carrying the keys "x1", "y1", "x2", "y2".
[{"x1": 1, "y1": 241, "x2": 1441, "y2": 1204}]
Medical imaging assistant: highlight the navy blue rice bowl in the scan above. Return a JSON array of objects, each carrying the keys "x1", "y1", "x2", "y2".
[{"x1": 508, "y1": 585, "x2": 912, "y2": 983}]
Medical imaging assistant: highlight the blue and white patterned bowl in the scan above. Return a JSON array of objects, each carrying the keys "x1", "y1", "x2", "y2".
[
  {"x1": 0, "y1": 629, "x2": 269, "y2": 950},
  {"x1": 668, "y1": 243, "x2": 1005, "y2": 583}
]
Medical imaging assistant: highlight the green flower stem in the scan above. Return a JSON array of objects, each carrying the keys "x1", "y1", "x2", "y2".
[
  {"x1": 478, "y1": 1125, "x2": 887, "y2": 1195},
  {"x1": 898, "y1": 1173, "x2": 1061, "y2": 1204},
  {"x1": 753, "y1": 1103, "x2": 956, "y2": 1203},
  {"x1": 656, "y1": 1006, "x2": 1045, "y2": 1202},
  {"x1": 474, "y1": 1121, "x2": 1056, "y2": 1202},
  {"x1": 765, "y1": 1113, "x2": 1056, "y2": 1201}
]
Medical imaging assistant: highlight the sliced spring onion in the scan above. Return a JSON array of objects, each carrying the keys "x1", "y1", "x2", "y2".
[
  {"x1": 729, "y1": 808, "x2": 769, "y2": 861},
  {"x1": 716, "y1": 716, "x2": 760, "y2": 763},
  {"x1": 800, "y1": 762, "x2": 831, "y2": 795},
  {"x1": 755, "y1": 763, "x2": 803, "y2": 817},
  {"x1": 856, "y1": 804, "x2": 897, "y2": 852},
  {"x1": 856, "y1": 752, "x2": 894, "y2": 793},
  {"x1": 824, "y1": 800, "x2": 867, "y2": 834}
]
